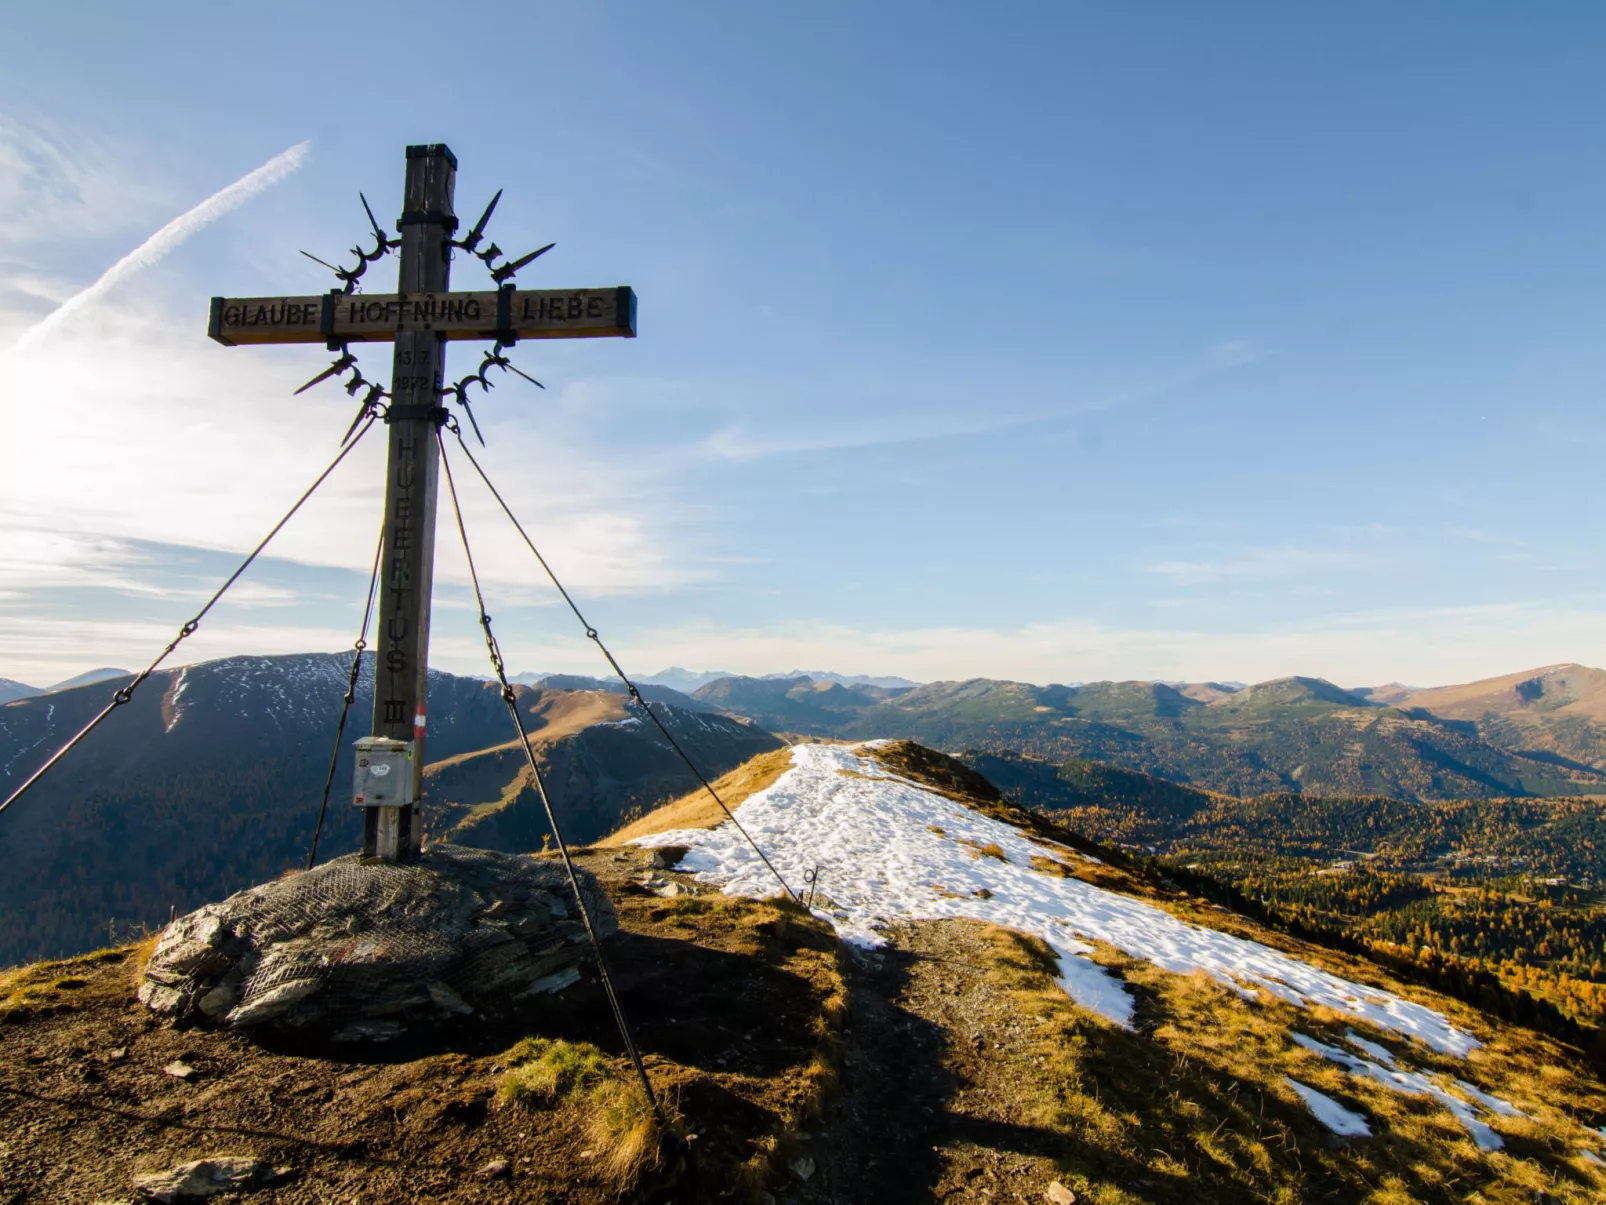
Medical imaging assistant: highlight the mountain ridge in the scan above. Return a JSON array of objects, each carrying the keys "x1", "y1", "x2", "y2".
[{"x1": 685, "y1": 669, "x2": 1606, "y2": 801}]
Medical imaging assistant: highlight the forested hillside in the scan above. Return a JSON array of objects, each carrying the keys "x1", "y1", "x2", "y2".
[
  {"x1": 966, "y1": 749, "x2": 1606, "y2": 1031},
  {"x1": 0, "y1": 654, "x2": 780, "y2": 966},
  {"x1": 690, "y1": 673, "x2": 1606, "y2": 800}
]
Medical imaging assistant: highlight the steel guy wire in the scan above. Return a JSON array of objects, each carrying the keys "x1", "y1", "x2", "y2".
[
  {"x1": 443, "y1": 425, "x2": 800, "y2": 905},
  {"x1": 306, "y1": 520, "x2": 386, "y2": 870},
  {"x1": 437, "y1": 432, "x2": 660, "y2": 1113},
  {"x1": 0, "y1": 414, "x2": 380, "y2": 821}
]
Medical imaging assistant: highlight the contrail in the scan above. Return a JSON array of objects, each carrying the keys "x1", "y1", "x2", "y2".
[{"x1": 8, "y1": 140, "x2": 311, "y2": 353}]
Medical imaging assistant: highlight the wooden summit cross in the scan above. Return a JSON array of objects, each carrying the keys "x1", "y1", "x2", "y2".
[{"x1": 208, "y1": 143, "x2": 636, "y2": 864}]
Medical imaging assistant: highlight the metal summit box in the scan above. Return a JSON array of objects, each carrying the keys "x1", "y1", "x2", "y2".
[{"x1": 352, "y1": 736, "x2": 415, "y2": 808}]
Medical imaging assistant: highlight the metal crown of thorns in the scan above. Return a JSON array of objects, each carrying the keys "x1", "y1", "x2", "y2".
[{"x1": 294, "y1": 190, "x2": 553, "y2": 446}]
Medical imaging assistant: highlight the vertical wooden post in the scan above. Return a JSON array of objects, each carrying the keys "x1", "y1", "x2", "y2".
[{"x1": 367, "y1": 143, "x2": 457, "y2": 862}]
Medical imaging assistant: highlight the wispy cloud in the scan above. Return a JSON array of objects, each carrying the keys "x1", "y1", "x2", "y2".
[
  {"x1": 696, "y1": 338, "x2": 1276, "y2": 465},
  {"x1": 1147, "y1": 544, "x2": 1358, "y2": 582},
  {"x1": 6, "y1": 140, "x2": 310, "y2": 354},
  {"x1": 697, "y1": 414, "x2": 999, "y2": 463},
  {"x1": 581, "y1": 599, "x2": 1606, "y2": 693},
  {"x1": 0, "y1": 116, "x2": 172, "y2": 246},
  {"x1": 0, "y1": 127, "x2": 698, "y2": 639}
]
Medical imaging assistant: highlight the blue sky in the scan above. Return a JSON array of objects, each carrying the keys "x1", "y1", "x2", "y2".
[{"x1": 3, "y1": 3, "x2": 1605, "y2": 689}]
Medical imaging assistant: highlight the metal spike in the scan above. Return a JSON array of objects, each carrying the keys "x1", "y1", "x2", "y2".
[
  {"x1": 300, "y1": 250, "x2": 343, "y2": 274},
  {"x1": 491, "y1": 242, "x2": 555, "y2": 283},
  {"x1": 339, "y1": 398, "x2": 371, "y2": 446},
  {"x1": 460, "y1": 397, "x2": 487, "y2": 446},
  {"x1": 359, "y1": 192, "x2": 385, "y2": 243},
  {"x1": 460, "y1": 189, "x2": 502, "y2": 251},
  {"x1": 501, "y1": 358, "x2": 546, "y2": 389},
  {"x1": 294, "y1": 354, "x2": 355, "y2": 395}
]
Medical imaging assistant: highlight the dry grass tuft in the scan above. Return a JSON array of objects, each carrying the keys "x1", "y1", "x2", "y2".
[
  {"x1": 0, "y1": 945, "x2": 132, "y2": 1021},
  {"x1": 1030, "y1": 854, "x2": 1074, "y2": 878},
  {"x1": 498, "y1": 1036, "x2": 679, "y2": 1186},
  {"x1": 129, "y1": 932, "x2": 160, "y2": 977},
  {"x1": 586, "y1": 1078, "x2": 672, "y2": 1185},
  {"x1": 498, "y1": 1036, "x2": 609, "y2": 1104}
]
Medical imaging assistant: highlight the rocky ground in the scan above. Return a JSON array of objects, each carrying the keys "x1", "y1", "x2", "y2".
[{"x1": 0, "y1": 848, "x2": 843, "y2": 1204}]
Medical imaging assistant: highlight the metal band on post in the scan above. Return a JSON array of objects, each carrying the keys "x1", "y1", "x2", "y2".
[{"x1": 320, "y1": 291, "x2": 340, "y2": 351}]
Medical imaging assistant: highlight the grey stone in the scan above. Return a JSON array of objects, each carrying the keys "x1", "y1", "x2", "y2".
[
  {"x1": 331, "y1": 1018, "x2": 403, "y2": 1043},
  {"x1": 132, "y1": 1155, "x2": 274, "y2": 1201},
  {"x1": 224, "y1": 978, "x2": 320, "y2": 1027},
  {"x1": 136, "y1": 981, "x2": 186, "y2": 1014},
  {"x1": 478, "y1": 1158, "x2": 511, "y2": 1179},
  {"x1": 161, "y1": 1060, "x2": 198, "y2": 1081},
  {"x1": 426, "y1": 980, "x2": 474, "y2": 1015},
  {"x1": 196, "y1": 980, "x2": 241, "y2": 1018},
  {"x1": 519, "y1": 967, "x2": 581, "y2": 996},
  {"x1": 1045, "y1": 1182, "x2": 1077, "y2": 1205},
  {"x1": 141, "y1": 844, "x2": 614, "y2": 1040}
]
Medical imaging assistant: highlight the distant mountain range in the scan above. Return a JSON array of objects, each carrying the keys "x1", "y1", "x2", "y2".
[
  {"x1": 637, "y1": 666, "x2": 921, "y2": 693},
  {"x1": 688, "y1": 667, "x2": 1606, "y2": 801},
  {"x1": 505, "y1": 672, "x2": 719, "y2": 713},
  {"x1": 0, "y1": 653, "x2": 778, "y2": 966},
  {"x1": 0, "y1": 667, "x2": 129, "y2": 704},
  {"x1": 12, "y1": 651, "x2": 1606, "y2": 967}
]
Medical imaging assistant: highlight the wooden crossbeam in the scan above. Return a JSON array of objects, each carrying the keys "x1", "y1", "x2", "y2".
[{"x1": 208, "y1": 286, "x2": 637, "y2": 346}]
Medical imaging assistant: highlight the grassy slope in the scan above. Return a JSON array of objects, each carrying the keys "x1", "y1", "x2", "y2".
[
  {"x1": 613, "y1": 741, "x2": 1606, "y2": 1202},
  {"x1": 427, "y1": 698, "x2": 785, "y2": 851}
]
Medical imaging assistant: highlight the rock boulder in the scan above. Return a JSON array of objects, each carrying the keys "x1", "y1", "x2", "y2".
[{"x1": 139, "y1": 843, "x2": 615, "y2": 1041}]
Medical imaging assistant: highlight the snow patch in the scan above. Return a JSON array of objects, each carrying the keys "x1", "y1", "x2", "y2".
[
  {"x1": 165, "y1": 668, "x2": 190, "y2": 733},
  {"x1": 1292, "y1": 1032, "x2": 1521, "y2": 1150},
  {"x1": 1344, "y1": 1029, "x2": 1398, "y2": 1066},
  {"x1": 632, "y1": 743, "x2": 1481, "y2": 1053},
  {"x1": 1285, "y1": 1077, "x2": 1371, "y2": 1136}
]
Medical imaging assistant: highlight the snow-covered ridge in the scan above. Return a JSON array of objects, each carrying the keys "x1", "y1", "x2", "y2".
[{"x1": 632, "y1": 742, "x2": 1481, "y2": 1058}]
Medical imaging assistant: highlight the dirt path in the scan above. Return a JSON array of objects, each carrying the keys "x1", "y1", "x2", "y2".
[{"x1": 786, "y1": 919, "x2": 1072, "y2": 1205}]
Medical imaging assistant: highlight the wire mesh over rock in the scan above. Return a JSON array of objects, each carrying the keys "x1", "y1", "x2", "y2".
[{"x1": 138, "y1": 843, "x2": 616, "y2": 1042}]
